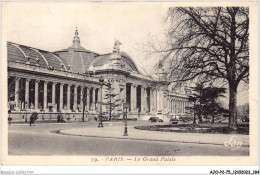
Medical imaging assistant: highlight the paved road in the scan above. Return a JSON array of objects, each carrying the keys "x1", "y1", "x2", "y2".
[{"x1": 8, "y1": 122, "x2": 249, "y2": 156}]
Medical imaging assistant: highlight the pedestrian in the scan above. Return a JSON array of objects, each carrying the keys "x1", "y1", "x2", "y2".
[
  {"x1": 8, "y1": 109, "x2": 12, "y2": 126},
  {"x1": 30, "y1": 115, "x2": 33, "y2": 126},
  {"x1": 30, "y1": 112, "x2": 38, "y2": 126}
]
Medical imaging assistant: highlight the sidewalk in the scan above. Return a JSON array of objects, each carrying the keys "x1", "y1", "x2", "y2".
[{"x1": 59, "y1": 125, "x2": 249, "y2": 147}]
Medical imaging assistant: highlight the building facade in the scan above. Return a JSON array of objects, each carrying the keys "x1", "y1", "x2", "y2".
[{"x1": 7, "y1": 28, "x2": 190, "y2": 121}]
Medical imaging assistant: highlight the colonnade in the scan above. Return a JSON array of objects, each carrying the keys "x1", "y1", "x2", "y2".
[
  {"x1": 120, "y1": 83, "x2": 158, "y2": 113},
  {"x1": 9, "y1": 76, "x2": 190, "y2": 116},
  {"x1": 169, "y1": 99, "x2": 189, "y2": 115},
  {"x1": 11, "y1": 76, "x2": 99, "y2": 112}
]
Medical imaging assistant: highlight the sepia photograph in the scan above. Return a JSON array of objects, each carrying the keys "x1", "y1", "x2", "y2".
[{"x1": 1, "y1": 1, "x2": 258, "y2": 167}]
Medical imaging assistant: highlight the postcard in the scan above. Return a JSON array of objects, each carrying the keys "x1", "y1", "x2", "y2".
[{"x1": 1, "y1": 1, "x2": 258, "y2": 166}]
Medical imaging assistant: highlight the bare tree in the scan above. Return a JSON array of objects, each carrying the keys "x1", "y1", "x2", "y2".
[{"x1": 149, "y1": 7, "x2": 249, "y2": 130}]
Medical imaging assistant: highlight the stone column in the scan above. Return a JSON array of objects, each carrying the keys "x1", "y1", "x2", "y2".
[
  {"x1": 157, "y1": 89, "x2": 164, "y2": 114},
  {"x1": 186, "y1": 101, "x2": 188, "y2": 113},
  {"x1": 84, "y1": 87, "x2": 87, "y2": 111},
  {"x1": 141, "y1": 87, "x2": 147, "y2": 113},
  {"x1": 180, "y1": 101, "x2": 182, "y2": 114},
  {"x1": 131, "y1": 84, "x2": 136, "y2": 112},
  {"x1": 52, "y1": 82, "x2": 56, "y2": 106},
  {"x1": 117, "y1": 82, "x2": 121, "y2": 97},
  {"x1": 183, "y1": 101, "x2": 185, "y2": 113},
  {"x1": 172, "y1": 100, "x2": 174, "y2": 114},
  {"x1": 173, "y1": 100, "x2": 175, "y2": 113},
  {"x1": 86, "y1": 88, "x2": 90, "y2": 111},
  {"x1": 60, "y1": 83, "x2": 64, "y2": 110},
  {"x1": 44, "y1": 81, "x2": 48, "y2": 110},
  {"x1": 25, "y1": 78, "x2": 30, "y2": 109},
  {"x1": 120, "y1": 84, "x2": 126, "y2": 103},
  {"x1": 114, "y1": 80, "x2": 120, "y2": 98},
  {"x1": 118, "y1": 83, "x2": 125, "y2": 113},
  {"x1": 74, "y1": 85, "x2": 78, "y2": 111},
  {"x1": 34, "y1": 80, "x2": 39, "y2": 110},
  {"x1": 178, "y1": 100, "x2": 180, "y2": 114},
  {"x1": 174, "y1": 100, "x2": 177, "y2": 114},
  {"x1": 172, "y1": 98, "x2": 175, "y2": 114},
  {"x1": 92, "y1": 88, "x2": 96, "y2": 111},
  {"x1": 169, "y1": 99, "x2": 171, "y2": 113},
  {"x1": 170, "y1": 100, "x2": 172, "y2": 113},
  {"x1": 177, "y1": 100, "x2": 179, "y2": 114},
  {"x1": 156, "y1": 90, "x2": 160, "y2": 113},
  {"x1": 123, "y1": 86, "x2": 126, "y2": 103},
  {"x1": 182, "y1": 101, "x2": 184, "y2": 114},
  {"x1": 150, "y1": 88, "x2": 154, "y2": 112},
  {"x1": 145, "y1": 88, "x2": 148, "y2": 112},
  {"x1": 15, "y1": 77, "x2": 20, "y2": 110},
  {"x1": 184, "y1": 101, "x2": 187, "y2": 114},
  {"x1": 182, "y1": 101, "x2": 183, "y2": 114},
  {"x1": 80, "y1": 86, "x2": 83, "y2": 106},
  {"x1": 67, "y1": 84, "x2": 71, "y2": 111},
  {"x1": 154, "y1": 89, "x2": 157, "y2": 113},
  {"x1": 176, "y1": 100, "x2": 178, "y2": 114},
  {"x1": 167, "y1": 97, "x2": 170, "y2": 114},
  {"x1": 113, "y1": 80, "x2": 120, "y2": 104},
  {"x1": 97, "y1": 88, "x2": 101, "y2": 112},
  {"x1": 185, "y1": 101, "x2": 187, "y2": 113},
  {"x1": 184, "y1": 101, "x2": 186, "y2": 114}
]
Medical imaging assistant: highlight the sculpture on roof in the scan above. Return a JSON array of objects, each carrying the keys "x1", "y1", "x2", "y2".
[
  {"x1": 75, "y1": 26, "x2": 78, "y2": 37},
  {"x1": 72, "y1": 26, "x2": 81, "y2": 48},
  {"x1": 113, "y1": 39, "x2": 122, "y2": 53},
  {"x1": 158, "y1": 67, "x2": 167, "y2": 81},
  {"x1": 109, "y1": 39, "x2": 122, "y2": 68}
]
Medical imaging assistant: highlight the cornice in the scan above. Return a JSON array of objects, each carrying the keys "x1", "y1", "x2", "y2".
[{"x1": 8, "y1": 61, "x2": 101, "y2": 86}]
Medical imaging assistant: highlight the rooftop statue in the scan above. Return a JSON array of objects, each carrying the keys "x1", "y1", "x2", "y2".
[{"x1": 113, "y1": 39, "x2": 122, "y2": 53}]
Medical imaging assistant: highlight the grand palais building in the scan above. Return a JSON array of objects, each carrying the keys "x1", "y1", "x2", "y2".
[{"x1": 7, "y1": 28, "x2": 190, "y2": 121}]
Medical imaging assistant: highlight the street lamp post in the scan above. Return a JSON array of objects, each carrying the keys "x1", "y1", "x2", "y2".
[
  {"x1": 98, "y1": 76, "x2": 104, "y2": 128},
  {"x1": 123, "y1": 103, "x2": 129, "y2": 136}
]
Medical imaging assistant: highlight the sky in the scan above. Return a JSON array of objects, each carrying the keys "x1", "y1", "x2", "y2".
[
  {"x1": 3, "y1": 2, "x2": 249, "y2": 106},
  {"x1": 3, "y1": 2, "x2": 166, "y2": 71}
]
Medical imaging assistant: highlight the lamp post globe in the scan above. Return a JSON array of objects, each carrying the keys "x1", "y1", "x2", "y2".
[{"x1": 99, "y1": 76, "x2": 104, "y2": 83}]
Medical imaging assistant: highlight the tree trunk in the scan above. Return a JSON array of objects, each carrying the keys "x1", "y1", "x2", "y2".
[
  {"x1": 198, "y1": 109, "x2": 203, "y2": 123},
  {"x1": 109, "y1": 109, "x2": 112, "y2": 121},
  {"x1": 228, "y1": 85, "x2": 238, "y2": 130},
  {"x1": 228, "y1": 10, "x2": 238, "y2": 130},
  {"x1": 193, "y1": 114, "x2": 196, "y2": 124},
  {"x1": 211, "y1": 115, "x2": 214, "y2": 124},
  {"x1": 109, "y1": 98, "x2": 112, "y2": 121}
]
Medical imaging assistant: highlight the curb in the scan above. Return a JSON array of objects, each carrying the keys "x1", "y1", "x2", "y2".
[
  {"x1": 57, "y1": 130, "x2": 249, "y2": 148},
  {"x1": 9, "y1": 123, "x2": 77, "y2": 126}
]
